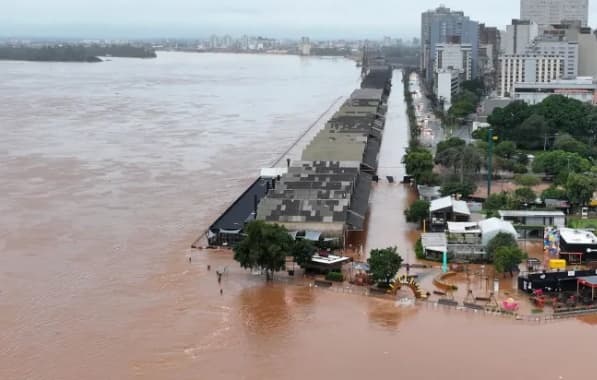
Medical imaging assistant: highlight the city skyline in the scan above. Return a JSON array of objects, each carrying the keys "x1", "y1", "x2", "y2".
[{"x1": 2, "y1": 0, "x2": 597, "y2": 39}]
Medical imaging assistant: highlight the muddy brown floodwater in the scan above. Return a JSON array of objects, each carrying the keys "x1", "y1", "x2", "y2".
[{"x1": 1, "y1": 55, "x2": 596, "y2": 380}]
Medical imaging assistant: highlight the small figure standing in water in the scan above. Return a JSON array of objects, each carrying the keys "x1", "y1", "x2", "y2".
[
  {"x1": 188, "y1": 256, "x2": 192, "y2": 263},
  {"x1": 220, "y1": 288, "x2": 223, "y2": 295},
  {"x1": 207, "y1": 265, "x2": 211, "y2": 271}
]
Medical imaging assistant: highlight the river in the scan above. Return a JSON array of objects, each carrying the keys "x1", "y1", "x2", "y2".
[{"x1": 1, "y1": 52, "x2": 596, "y2": 380}]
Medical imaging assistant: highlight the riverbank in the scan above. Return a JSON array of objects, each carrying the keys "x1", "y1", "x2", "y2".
[{"x1": 0, "y1": 44, "x2": 156, "y2": 62}]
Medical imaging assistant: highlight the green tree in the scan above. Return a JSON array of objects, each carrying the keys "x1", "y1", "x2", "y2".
[
  {"x1": 494, "y1": 141, "x2": 517, "y2": 159},
  {"x1": 566, "y1": 173, "x2": 596, "y2": 206},
  {"x1": 554, "y1": 133, "x2": 589, "y2": 155},
  {"x1": 534, "y1": 95, "x2": 590, "y2": 139},
  {"x1": 368, "y1": 247, "x2": 403, "y2": 286},
  {"x1": 486, "y1": 232, "x2": 518, "y2": 261},
  {"x1": 484, "y1": 192, "x2": 510, "y2": 211},
  {"x1": 487, "y1": 101, "x2": 532, "y2": 141},
  {"x1": 405, "y1": 200, "x2": 430, "y2": 224},
  {"x1": 403, "y1": 147, "x2": 434, "y2": 184},
  {"x1": 542, "y1": 186, "x2": 568, "y2": 200},
  {"x1": 440, "y1": 181, "x2": 476, "y2": 198},
  {"x1": 532, "y1": 150, "x2": 592, "y2": 179},
  {"x1": 436, "y1": 137, "x2": 466, "y2": 156},
  {"x1": 493, "y1": 246, "x2": 526, "y2": 275},
  {"x1": 435, "y1": 144, "x2": 482, "y2": 184},
  {"x1": 514, "y1": 187, "x2": 536, "y2": 204},
  {"x1": 516, "y1": 114, "x2": 549, "y2": 150},
  {"x1": 233, "y1": 221, "x2": 292, "y2": 281},
  {"x1": 290, "y1": 239, "x2": 316, "y2": 267}
]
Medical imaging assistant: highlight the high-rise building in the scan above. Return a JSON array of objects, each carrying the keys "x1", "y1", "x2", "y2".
[
  {"x1": 498, "y1": 55, "x2": 562, "y2": 96},
  {"x1": 542, "y1": 22, "x2": 597, "y2": 79},
  {"x1": 421, "y1": 6, "x2": 479, "y2": 85},
  {"x1": 503, "y1": 19, "x2": 539, "y2": 55},
  {"x1": 520, "y1": 0, "x2": 589, "y2": 27},
  {"x1": 435, "y1": 69, "x2": 461, "y2": 110},
  {"x1": 526, "y1": 38, "x2": 579, "y2": 78},
  {"x1": 479, "y1": 24, "x2": 501, "y2": 72},
  {"x1": 435, "y1": 43, "x2": 473, "y2": 80}
]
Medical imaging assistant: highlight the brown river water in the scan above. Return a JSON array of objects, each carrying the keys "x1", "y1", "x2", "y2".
[{"x1": 1, "y1": 52, "x2": 596, "y2": 380}]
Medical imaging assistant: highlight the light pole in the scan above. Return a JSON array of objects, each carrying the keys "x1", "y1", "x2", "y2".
[{"x1": 487, "y1": 129, "x2": 498, "y2": 198}]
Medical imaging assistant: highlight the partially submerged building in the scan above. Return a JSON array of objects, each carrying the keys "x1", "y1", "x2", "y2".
[
  {"x1": 255, "y1": 64, "x2": 392, "y2": 244},
  {"x1": 498, "y1": 210, "x2": 566, "y2": 238},
  {"x1": 429, "y1": 196, "x2": 471, "y2": 232},
  {"x1": 422, "y1": 217, "x2": 517, "y2": 260},
  {"x1": 559, "y1": 228, "x2": 597, "y2": 263}
]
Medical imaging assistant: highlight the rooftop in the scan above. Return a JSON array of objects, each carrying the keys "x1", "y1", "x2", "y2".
[
  {"x1": 430, "y1": 196, "x2": 471, "y2": 216},
  {"x1": 498, "y1": 210, "x2": 566, "y2": 217},
  {"x1": 559, "y1": 228, "x2": 597, "y2": 245},
  {"x1": 447, "y1": 222, "x2": 480, "y2": 234},
  {"x1": 421, "y1": 233, "x2": 448, "y2": 253}
]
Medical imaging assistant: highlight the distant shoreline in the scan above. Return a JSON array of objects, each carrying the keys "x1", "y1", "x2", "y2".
[
  {"x1": 158, "y1": 48, "x2": 359, "y2": 61},
  {"x1": 0, "y1": 44, "x2": 157, "y2": 63}
]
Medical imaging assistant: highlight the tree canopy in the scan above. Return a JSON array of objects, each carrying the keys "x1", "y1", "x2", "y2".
[
  {"x1": 566, "y1": 173, "x2": 596, "y2": 206},
  {"x1": 405, "y1": 200, "x2": 430, "y2": 224},
  {"x1": 493, "y1": 246, "x2": 526, "y2": 274},
  {"x1": 290, "y1": 239, "x2": 316, "y2": 268},
  {"x1": 368, "y1": 247, "x2": 403, "y2": 286},
  {"x1": 233, "y1": 221, "x2": 292, "y2": 280},
  {"x1": 403, "y1": 147, "x2": 435, "y2": 185},
  {"x1": 487, "y1": 96, "x2": 597, "y2": 149},
  {"x1": 486, "y1": 232, "x2": 518, "y2": 261},
  {"x1": 532, "y1": 150, "x2": 592, "y2": 184},
  {"x1": 542, "y1": 186, "x2": 568, "y2": 200}
]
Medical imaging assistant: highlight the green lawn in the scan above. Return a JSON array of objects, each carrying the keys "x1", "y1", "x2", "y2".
[{"x1": 568, "y1": 217, "x2": 597, "y2": 230}]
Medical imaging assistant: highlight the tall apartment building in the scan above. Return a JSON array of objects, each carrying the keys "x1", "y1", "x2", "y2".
[
  {"x1": 503, "y1": 19, "x2": 539, "y2": 54},
  {"x1": 543, "y1": 22, "x2": 597, "y2": 79},
  {"x1": 520, "y1": 0, "x2": 589, "y2": 27},
  {"x1": 479, "y1": 24, "x2": 501, "y2": 71},
  {"x1": 498, "y1": 55, "x2": 562, "y2": 96},
  {"x1": 421, "y1": 6, "x2": 479, "y2": 85},
  {"x1": 434, "y1": 43, "x2": 473, "y2": 80},
  {"x1": 525, "y1": 38, "x2": 579, "y2": 78},
  {"x1": 435, "y1": 69, "x2": 461, "y2": 110}
]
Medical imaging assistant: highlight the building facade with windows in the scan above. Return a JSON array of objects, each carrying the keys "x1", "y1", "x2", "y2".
[
  {"x1": 513, "y1": 77, "x2": 597, "y2": 105},
  {"x1": 503, "y1": 19, "x2": 539, "y2": 55},
  {"x1": 498, "y1": 55, "x2": 562, "y2": 96},
  {"x1": 520, "y1": 0, "x2": 589, "y2": 27},
  {"x1": 421, "y1": 6, "x2": 479, "y2": 85}
]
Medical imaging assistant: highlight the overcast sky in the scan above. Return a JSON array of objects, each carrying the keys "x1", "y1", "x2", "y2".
[{"x1": 1, "y1": 0, "x2": 596, "y2": 39}]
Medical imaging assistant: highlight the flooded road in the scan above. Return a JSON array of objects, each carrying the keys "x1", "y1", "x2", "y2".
[
  {"x1": 2, "y1": 54, "x2": 597, "y2": 380},
  {"x1": 364, "y1": 71, "x2": 419, "y2": 260}
]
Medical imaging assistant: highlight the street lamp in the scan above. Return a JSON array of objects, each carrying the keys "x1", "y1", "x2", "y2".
[{"x1": 487, "y1": 129, "x2": 498, "y2": 198}]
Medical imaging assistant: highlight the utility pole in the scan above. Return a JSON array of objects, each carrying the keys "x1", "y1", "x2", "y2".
[{"x1": 487, "y1": 128, "x2": 494, "y2": 199}]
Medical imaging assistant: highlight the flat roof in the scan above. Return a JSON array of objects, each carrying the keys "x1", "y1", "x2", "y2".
[
  {"x1": 311, "y1": 254, "x2": 351, "y2": 265},
  {"x1": 421, "y1": 233, "x2": 447, "y2": 253},
  {"x1": 498, "y1": 210, "x2": 566, "y2": 217},
  {"x1": 447, "y1": 222, "x2": 480, "y2": 234},
  {"x1": 560, "y1": 228, "x2": 597, "y2": 245},
  {"x1": 430, "y1": 196, "x2": 471, "y2": 216}
]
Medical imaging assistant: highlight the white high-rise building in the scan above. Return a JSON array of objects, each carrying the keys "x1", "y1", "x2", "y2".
[
  {"x1": 434, "y1": 43, "x2": 473, "y2": 80},
  {"x1": 498, "y1": 55, "x2": 562, "y2": 96},
  {"x1": 520, "y1": 0, "x2": 589, "y2": 27},
  {"x1": 434, "y1": 69, "x2": 461, "y2": 110}
]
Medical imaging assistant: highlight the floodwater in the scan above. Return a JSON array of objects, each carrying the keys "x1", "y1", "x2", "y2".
[{"x1": 1, "y1": 53, "x2": 597, "y2": 380}]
